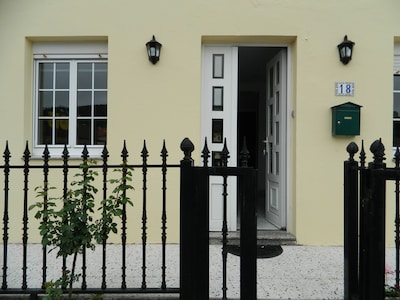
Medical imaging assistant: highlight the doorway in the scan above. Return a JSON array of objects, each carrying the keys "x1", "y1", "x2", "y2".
[
  {"x1": 201, "y1": 45, "x2": 288, "y2": 232},
  {"x1": 237, "y1": 47, "x2": 287, "y2": 231}
]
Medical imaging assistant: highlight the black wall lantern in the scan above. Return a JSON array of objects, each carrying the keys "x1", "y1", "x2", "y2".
[
  {"x1": 146, "y1": 35, "x2": 162, "y2": 64},
  {"x1": 337, "y1": 35, "x2": 355, "y2": 65}
]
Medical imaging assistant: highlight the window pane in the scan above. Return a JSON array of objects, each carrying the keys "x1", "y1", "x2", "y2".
[
  {"x1": 269, "y1": 67, "x2": 273, "y2": 97},
  {"x1": 394, "y1": 93, "x2": 400, "y2": 118},
  {"x1": 94, "y1": 119, "x2": 107, "y2": 145},
  {"x1": 55, "y1": 119, "x2": 69, "y2": 145},
  {"x1": 55, "y1": 63, "x2": 70, "y2": 89},
  {"x1": 212, "y1": 119, "x2": 223, "y2": 143},
  {"x1": 213, "y1": 54, "x2": 224, "y2": 78},
  {"x1": 394, "y1": 121, "x2": 400, "y2": 147},
  {"x1": 77, "y1": 119, "x2": 91, "y2": 145},
  {"x1": 38, "y1": 119, "x2": 52, "y2": 145},
  {"x1": 39, "y1": 63, "x2": 53, "y2": 89},
  {"x1": 212, "y1": 87, "x2": 223, "y2": 111},
  {"x1": 94, "y1": 91, "x2": 107, "y2": 116},
  {"x1": 55, "y1": 91, "x2": 69, "y2": 116},
  {"x1": 39, "y1": 91, "x2": 53, "y2": 116},
  {"x1": 394, "y1": 75, "x2": 400, "y2": 91},
  {"x1": 77, "y1": 63, "x2": 93, "y2": 89},
  {"x1": 94, "y1": 63, "x2": 107, "y2": 89},
  {"x1": 77, "y1": 91, "x2": 92, "y2": 116}
]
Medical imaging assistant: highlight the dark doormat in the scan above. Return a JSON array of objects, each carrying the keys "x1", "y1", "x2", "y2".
[{"x1": 226, "y1": 244, "x2": 283, "y2": 259}]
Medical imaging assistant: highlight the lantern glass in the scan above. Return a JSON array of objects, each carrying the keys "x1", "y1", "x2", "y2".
[{"x1": 337, "y1": 35, "x2": 355, "y2": 65}]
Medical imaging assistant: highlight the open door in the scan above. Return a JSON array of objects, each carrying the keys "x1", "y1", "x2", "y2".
[
  {"x1": 264, "y1": 49, "x2": 287, "y2": 229},
  {"x1": 201, "y1": 46, "x2": 238, "y2": 231}
]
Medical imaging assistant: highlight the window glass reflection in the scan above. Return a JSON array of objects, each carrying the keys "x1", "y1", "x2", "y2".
[
  {"x1": 77, "y1": 63, "x2": 93, "y2": 89},
  {"x1": 39, "y1": 91, "x2": 53, "y2": 116},
  {"x1": 94, "y1": 63, "x2": 107, "y2": 89},
  {"x1": 394, "y1": 75, "x2": 400, "y2": 91},
  {"x1": 77, "y1": 119, "x2": 91, "y2": 145},
  {"x1": 77, "y1": 91, "x2": 92, "y2": 116},
  {"x1": 94, "y1": 91, "x2": 107, "y2": 116},
  {"x1": 56, "y1": 63, "x2": 70, "y2": 89},
  {"x1": 39, "y1": 63, "x2": 54, "y2": 89}
]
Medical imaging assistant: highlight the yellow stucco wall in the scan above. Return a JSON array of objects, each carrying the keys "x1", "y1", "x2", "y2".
[{"x1": 0, "y1": 0, "x2": 399, "y2": 245}]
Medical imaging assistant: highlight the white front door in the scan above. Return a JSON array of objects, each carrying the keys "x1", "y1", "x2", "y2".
[
  {"x1": 201, "y1": 46, "x2": 238, "y2": 231},
  {"x1": 265, "y1": 49, "x2": 287, "y2": 229}
]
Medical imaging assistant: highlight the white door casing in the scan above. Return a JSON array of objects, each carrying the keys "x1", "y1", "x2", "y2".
[
  {"x1": 265, "y1": 49, "x2": 287, "y2": 229},
  {"x1": 201, "y1": 46, "x2": 238, "y2": 231}
]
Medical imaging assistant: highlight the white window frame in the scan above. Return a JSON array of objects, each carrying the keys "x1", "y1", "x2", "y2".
[{"x1": 32, "y1": 42, "x2": 108, "y2": 158}]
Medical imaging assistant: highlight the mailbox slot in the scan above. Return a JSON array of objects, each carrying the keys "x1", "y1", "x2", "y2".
[{"x1": 331, "y1": 102, "x2": 362, "y2": 136}]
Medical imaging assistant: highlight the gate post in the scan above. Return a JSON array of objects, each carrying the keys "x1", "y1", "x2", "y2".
[
  {"x1": 362, "y1": 140, "x2": 386, "y2": 300},
  {"x1": 180, "y1": 138, "x2": 209, "y2": 300},
  {"x1": 239, "y1": 168, "x2": 257, "y2": 300},
  {"x1": 344, "y1": 142, "x2": 359, "y2": 300}
]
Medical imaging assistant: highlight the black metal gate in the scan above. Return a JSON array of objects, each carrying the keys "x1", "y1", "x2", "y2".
[
  {"x1": 180, "y1": 137, "x2": 257, "y2": 300},
  {"x1": 344, "y1": 139, "x2": 400, "y2": 300}
]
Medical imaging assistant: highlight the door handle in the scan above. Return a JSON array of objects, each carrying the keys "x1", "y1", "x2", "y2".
[{"x1": 262, "y1": 139, "x2": 268, "y2": 156}]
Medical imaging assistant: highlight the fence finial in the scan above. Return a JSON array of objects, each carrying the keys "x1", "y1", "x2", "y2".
[
  {"x1": 82, "y1": 144, "x2": 89, "y2": 161},
  {"x1": 360, "y1": 140, "x2": 366, "y2": 168},
  {"x1": 221, "y1": 139, "x2": 230, "y2": 167},
  {"x1": 121, "y1": 140, "x2": 129, "y2": 164},
  {"x1": 346, "y1": 142, "x2": 359, "y2": 162},
  {"x1": 370, "y1": 139, "x2": 386, "y2": 165},
  {"x1": 180, "y1": 138, "x2": 194, "y2": 163},
  {"x1": 201, "y1": 138, "x2": 210, "y2": 167}
]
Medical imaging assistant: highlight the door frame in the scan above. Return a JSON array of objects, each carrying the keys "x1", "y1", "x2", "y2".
[{"x1": 201, "y1": 43, "x2": 292, "y2": 232}]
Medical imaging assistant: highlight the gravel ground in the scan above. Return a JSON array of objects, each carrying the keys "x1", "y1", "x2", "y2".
[{"x1": 1, "y1": 244, "x2": 396, "y2": 299}]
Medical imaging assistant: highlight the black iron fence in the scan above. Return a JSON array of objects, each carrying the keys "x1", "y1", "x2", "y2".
[
  {"x1": 0, "y1": 138, "x2": 258, "y2": 300},
  {"x1": 344, "y1": 139, "x2": 400, "y2": 300},
  {"x1": 0, "y1": 140, "x2": 180, "y2": 298}
]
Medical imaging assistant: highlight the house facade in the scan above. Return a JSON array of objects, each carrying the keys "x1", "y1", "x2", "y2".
[{"x1": 0, "y1": 0, "x2": 399, "y2": 246}]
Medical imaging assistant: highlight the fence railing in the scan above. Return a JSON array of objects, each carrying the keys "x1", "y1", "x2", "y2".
[
  {"x1": 0, "y1": 140, "x2": 180, "y2": 298},
  {"x1": 344, "y1": 139, "x2": 400, "y2": 300},
  {"x1": 0, "y1": 137, "x2": 258, "y2": 300}
]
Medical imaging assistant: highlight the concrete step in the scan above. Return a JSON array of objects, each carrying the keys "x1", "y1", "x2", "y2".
[{"x1": 210, "y1": 230, "x2": 297, "y2": 245}]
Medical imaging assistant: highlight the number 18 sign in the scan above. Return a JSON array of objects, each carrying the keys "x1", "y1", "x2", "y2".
[{"x1": 335, "y1": 82, "x2": 354, "y2": 96}]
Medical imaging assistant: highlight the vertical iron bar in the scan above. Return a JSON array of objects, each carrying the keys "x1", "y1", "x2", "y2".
[
  {"x1": 41, "y1": 145, "x2": 50, "y2": 290},
  {"x1": 2, "y1": 142, "x2": 10, "y2": 290},
  {"x1": 161, "y1": 141, "x2": 168, "y2": 289},
  {"x1": 22, "y1": 142, "x2": 30, "y2": 289},
  {"x1": 81, "y1": 146, "x2": 89, "y2": 290},
  {"x1": 221, "y1": 174, "x2": 228, "y2": 300},
  {"x1": 359, "y1": 141, "x2": 367, "y2": 300},
  {"x1": 141, "y1": 141, "x2": 148, "y2": 289},
  {"x1": 121, "y1": 141, "x2": 128, "y2": 289},
  {"x1": 343, "y1": 142, "x2": 359, "y2": 300},
  {"x1": 61, "y1": 145, "x2": 69, "y2": 289},
  {"x1": 101, "y1": 145, "x2": 109, "y2": 290},
  {"x1": 221, "y1": 140, "x2": 229, "y2": 300},
  {"x1": 395, "y1": 146, "x2": 400, "y2": 288}
]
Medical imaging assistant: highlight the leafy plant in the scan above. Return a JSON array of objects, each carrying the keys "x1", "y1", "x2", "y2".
[{"x1": 30, "y1": 160, "x2": 133, "y2": 299}]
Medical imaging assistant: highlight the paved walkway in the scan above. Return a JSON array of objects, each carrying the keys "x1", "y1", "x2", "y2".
[{"x1": 1, "y1": 244, "x2": 398, "y2": 299}]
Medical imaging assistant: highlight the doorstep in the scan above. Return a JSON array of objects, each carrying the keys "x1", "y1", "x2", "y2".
[{"x1": 209, "y1": 230, "x2": 296, "y2": 245}]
